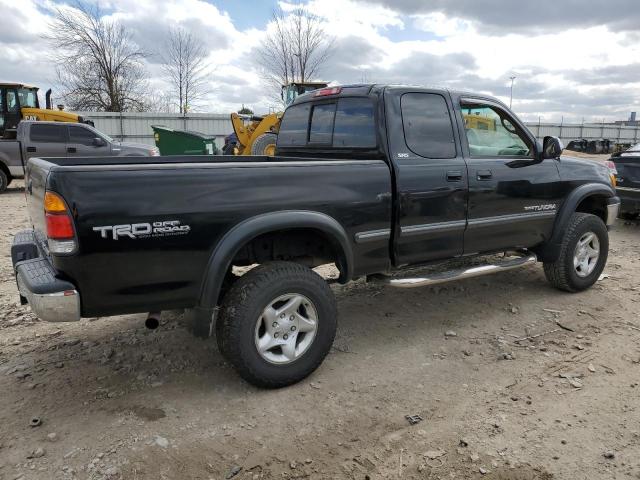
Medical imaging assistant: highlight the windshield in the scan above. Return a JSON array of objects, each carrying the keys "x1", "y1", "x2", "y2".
[{"x1": 17, "y1": 88, "x2": 38, "y2": 108}]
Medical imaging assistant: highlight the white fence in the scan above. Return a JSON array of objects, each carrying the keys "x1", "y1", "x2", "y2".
[
  {"x1": 528, "y1": 122, "x2": 640, "y2": 147},
  {"x1": 78, "y1": 112, "x2": 232, "y2": 148},
  {"x1": 79, "y1": 111, "x2": 640, "y2": 149}
]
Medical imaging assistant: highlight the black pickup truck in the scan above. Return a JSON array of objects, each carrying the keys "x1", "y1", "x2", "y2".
[{"x1": 12, "y1": 84, "x2": 620, "y2": 388}]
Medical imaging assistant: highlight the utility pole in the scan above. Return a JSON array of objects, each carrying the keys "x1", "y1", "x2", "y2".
[{"x1": 509, "y1": 76, "x2": 516, "y2": 109}]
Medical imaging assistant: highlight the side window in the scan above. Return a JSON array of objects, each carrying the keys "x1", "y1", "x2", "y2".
[
  {"x1": 69, "y1": 125, "x2": 99, "y2": 146},
  {"x1": 401, "y1": 93, "x2": 456, "y2": 159},
  {"x1": 309, "y1": 103, "x2": 336, "y2": 144},
  {"x1": 30, "y1": 124, "x2": 67, "y2": 143},
  {"x1": 333, "y1": 98, "x2": 376, "y2": 148},
  {"x1": 277, "y1": 103, "x2": 311, "y2": 146},
  {"x1": 461, "y1": 103, "x2": 531, "y2": 157}
]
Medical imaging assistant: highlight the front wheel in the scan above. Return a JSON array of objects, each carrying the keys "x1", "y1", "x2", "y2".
[
  {"x1": 543, "y1": 212, "x2": 609, "y2": 292},
  {"x1": 217, "y1": 262, "x2": 337, "y2": 388}
]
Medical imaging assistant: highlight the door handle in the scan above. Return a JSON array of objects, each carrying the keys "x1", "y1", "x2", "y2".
[
  {"x1": 446, "y1": 170, "x2": 463, "y2": 182},
  {"x1": 477, "y1": 170, "x2": 493, "y2": 180},
  {"x1": 26, "y1": 146, "x2": 36, "y2": 153},
  {"x1": 67, "y1": 147, "x2": 76, "y2": 153}
]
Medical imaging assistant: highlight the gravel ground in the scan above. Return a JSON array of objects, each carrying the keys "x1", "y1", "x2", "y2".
[{"x1": 1, "y1": 179, "x2": 639, "y2": 480}]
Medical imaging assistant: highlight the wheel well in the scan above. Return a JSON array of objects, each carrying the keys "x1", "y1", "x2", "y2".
[
  {"x1": 228, "y1": 227, "x2": 347, "y2": 280},
  {"x1": 575, "y1": 195, "x2": 607, "y2": 222}
]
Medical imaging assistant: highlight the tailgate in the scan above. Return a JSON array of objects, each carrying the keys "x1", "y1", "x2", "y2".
[{"x1": 24, "y1": 158, "x2": 53, "y2": 245}]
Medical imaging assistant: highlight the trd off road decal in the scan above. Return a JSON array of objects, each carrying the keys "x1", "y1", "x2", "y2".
[{"x1": 93, "y1": 220, "x2": 191, "y2": 240}]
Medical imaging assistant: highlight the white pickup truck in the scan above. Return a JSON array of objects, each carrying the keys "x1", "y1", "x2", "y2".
[{"x1": 0, "y1": 121, "x2": 158, "y2": 192}]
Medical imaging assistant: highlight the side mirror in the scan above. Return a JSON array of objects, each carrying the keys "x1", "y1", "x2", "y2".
[
  {"x1": 542, "y1": 136, "x2": 563, "y2": 159},
  {"x1": 93, "y1": 137, "x2": 106, "y2": 147}
]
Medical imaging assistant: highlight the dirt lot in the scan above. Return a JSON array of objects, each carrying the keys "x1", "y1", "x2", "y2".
[{"x1": 1, "y1": 179, "x2": 639, "y2": 480}]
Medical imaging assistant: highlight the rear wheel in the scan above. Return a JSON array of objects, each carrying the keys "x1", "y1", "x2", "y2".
[
  {"x1": 250, "y1": 132, "x2": 277, "y2": 156},
  {"x1": 543, "y1": 212, "x2": 608, "y2": 292},
  {"x1": 217, "y1": 262, "x2": 337, "y2": 388},
  {"x1": 0, "y1": 169, "x2": 8, "y2": 193}
]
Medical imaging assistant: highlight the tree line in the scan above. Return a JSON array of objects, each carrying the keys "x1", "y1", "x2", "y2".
[{"x1": 45, "y1": 3, "x2": 333, "y2": 113}]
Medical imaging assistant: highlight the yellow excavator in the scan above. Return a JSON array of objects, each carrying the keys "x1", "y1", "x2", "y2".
[
  {"x1": 229, "y1": 81, "x2": 328, "y2": 156},
  {"x1": 0, "y1": 82, "x2": 93, "y2": 138}
]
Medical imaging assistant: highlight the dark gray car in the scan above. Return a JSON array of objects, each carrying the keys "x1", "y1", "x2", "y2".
[{"x1": 0, "y1": 121, "x2": 158, "y2": 192}]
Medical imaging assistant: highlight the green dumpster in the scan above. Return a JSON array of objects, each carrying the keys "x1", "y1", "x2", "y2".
[{"x1": 151, "y1": 125, "x2": 219, "y2": 156}]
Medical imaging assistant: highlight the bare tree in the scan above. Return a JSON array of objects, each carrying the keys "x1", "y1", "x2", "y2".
[
  {"x1": 257, "y1": 8, "x2": 333, "y2": 98},
  {"x1": 160, "y1": 28, "x2": 210, "y2": 114},
  {"x1": 144, "y1": 90, "x2": 178, "y2": 113},
  {"x1": 45, "y1": 2, "x2": 148, "y2": 111}
]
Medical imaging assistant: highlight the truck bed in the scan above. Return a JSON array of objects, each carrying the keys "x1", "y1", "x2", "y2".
[{"x1": 26, "y1": 155, "x2": 393, "y2": 316}]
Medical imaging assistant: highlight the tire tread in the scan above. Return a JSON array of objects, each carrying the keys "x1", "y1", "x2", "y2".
[
  {"x1": 543, "y1": 212, "x2": 607, "y2": 292},
  {"x1": 217, "y1": 262, "x2": 337, "y2": 388}
]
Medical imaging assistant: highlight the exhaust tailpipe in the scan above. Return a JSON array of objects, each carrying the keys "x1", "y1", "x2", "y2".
[
  {"x1": 145, "y1": 311, "x2": 161, "y2": 330},
  {"x1": 45, "y1": 89, "x2": 52, "y2": 110}
]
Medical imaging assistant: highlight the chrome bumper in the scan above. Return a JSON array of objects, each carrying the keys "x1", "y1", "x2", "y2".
[
  {"x1": 606, "y1": 199, "x2": 620, "y2": 227},
  {"x1": 12, "y1": 230, "x2": 81, "y2": 322},
  {"x1": 16, "y1": 272, "x2": 81, "y2": 322}
]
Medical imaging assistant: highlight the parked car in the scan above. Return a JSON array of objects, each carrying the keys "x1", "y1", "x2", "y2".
[
  {"x1": 0, "y1": 121, "x2": 159, "y2": 192},
  {"x1": 12, "y1": 84, "x2": 619, "y2": 388},
  {"x1": 611, "y1": 144, "x2": 640, "y2": 217}
]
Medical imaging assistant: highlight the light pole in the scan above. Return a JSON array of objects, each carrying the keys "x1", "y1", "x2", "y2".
[{"x1": 509, "y1": 76, "x2": 516, "y2": 109}]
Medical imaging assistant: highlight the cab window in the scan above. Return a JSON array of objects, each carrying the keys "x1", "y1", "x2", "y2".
[
  {"x1": 30, "y1": 124, "x2": 68, "y2": 143},
  {"x1": 6, "y1": 90, "x2": 19, "y2": 112},
  {"x1": 278, "y1": 98, "x2": 377, "y2": 149},
  {"x1": 277, "y1": 103, "x2": 311, "y2": 147},
  {"x1": 401, "y1": 93, "x2": 456, "y2": 158},
  {"x1": 308, "y1": 103, "x2": 336, "y2": 144},
  {"x1": 461, "y1": 103, "x2": 531, "y2": 157},
  {"x1": 17, "y1": 88, "x2": 38, "y2": 108},
  {"x1": 69, "y1": 125, "x2": 99, "y2": 146}
]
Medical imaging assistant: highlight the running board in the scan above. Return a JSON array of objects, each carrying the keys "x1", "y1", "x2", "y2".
[{"x1": 367, "y1": 252, "x2": 537, "y2": 288}]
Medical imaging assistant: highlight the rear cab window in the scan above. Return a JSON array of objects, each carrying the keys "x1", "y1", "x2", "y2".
[
  {"x1": 278, "y1": 97, "x2": 377, "y2": 150},
  {"x1": 30, "y1": 124, "x2": 68, "y2": 143}
]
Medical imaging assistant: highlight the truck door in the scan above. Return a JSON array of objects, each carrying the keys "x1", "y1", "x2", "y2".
[
  {"x1": 3, "y1": 89, "x2": 21, "y2": 135},
  {"x1": 385, "y1": 88, "x2": 468, "y2": 265},
  {"x1": 25, "y1": 123, "x2": 69, "y2": 160},
  {"x1": 455, "y1": 97, "x2": 562, "y2": 254},
  {"x1": 67, "y1": 124, "x2": 111, "y2": 157}
]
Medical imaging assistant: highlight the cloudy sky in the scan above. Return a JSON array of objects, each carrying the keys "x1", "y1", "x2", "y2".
[{"x1": 2, "y1": 0, "x2": 640, "y2": 122}]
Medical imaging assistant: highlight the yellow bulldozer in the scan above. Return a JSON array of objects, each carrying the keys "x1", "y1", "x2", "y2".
[
  {"x1": 229, "y1": 81, "x2": 328, "y2": 156},
  {"x1": 0, "y1": 82, "x2": 93, "y2": 138}
]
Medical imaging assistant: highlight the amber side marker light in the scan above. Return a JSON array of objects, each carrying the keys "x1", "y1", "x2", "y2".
[{"x1": 44, "y1": 191, "x2": 77, "y2": 253}]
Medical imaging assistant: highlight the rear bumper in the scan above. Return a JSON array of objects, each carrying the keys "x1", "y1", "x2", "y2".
[
  {"x1": 615, "y1": 187, "x2": 640, "y2": 214},
  {"x1": 12, "y1": 230, "x2": 81, "y2": 322}
]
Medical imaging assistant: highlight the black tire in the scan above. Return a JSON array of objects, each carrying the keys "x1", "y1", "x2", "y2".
[
  {"x1": 0, "y1": 169, "x2": 8, "y2": 193},
  {"x1": 250, "y1": 132, "x2": 277, "y2": 156},
  {"x1": 543, "y1": 212, "x2": 608, "y2": 292},
  {"x1": 217, "y1": 261, "x2": 337, "y2": 388}
]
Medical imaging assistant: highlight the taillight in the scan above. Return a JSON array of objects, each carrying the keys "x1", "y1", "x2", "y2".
[
  {"x1": 44, "y1": 191, "x2": 77, "y2": 254},
  {"x1": 604, "y1": 160, "x2": 617, "y2": 175},
  {"x1": 313, "y1": 86, "x2": 342, "y2": 97}
]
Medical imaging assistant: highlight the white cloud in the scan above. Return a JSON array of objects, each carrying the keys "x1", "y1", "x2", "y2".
[{"x1": 1, "y1": 0, "x2": 639, "y2": 121}]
